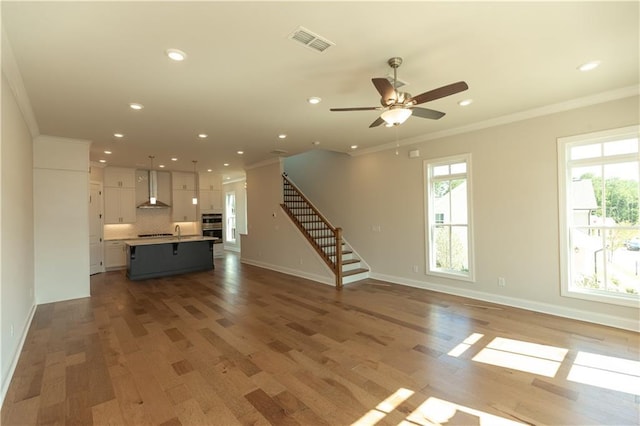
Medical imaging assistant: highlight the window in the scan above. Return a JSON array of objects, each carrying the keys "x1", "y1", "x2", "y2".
[
  {"x1": 558, "y1": 125, "x2": 640, "y2": 306},
  {"x1": 425, "y1": 154, "x2": 474, "y2": 281},
  {"x1": 225, "y1": 191, "x2": 236, "y2": 243}
]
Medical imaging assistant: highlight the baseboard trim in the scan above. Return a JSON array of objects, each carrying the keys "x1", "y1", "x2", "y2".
[
  {"x1": 241, "y1": 258, "x2": 334, "y2": 287},
  {"x1": 1, "y1": 302, "x2": 37, "y2": 406},
  {"x1": 370, "y1": 272, "x2": 640, "y2": 332}
]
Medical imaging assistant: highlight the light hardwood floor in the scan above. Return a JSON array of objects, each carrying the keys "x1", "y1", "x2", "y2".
[{"x1": 2, "y1": 252, "x2": 639, "y2": 425}]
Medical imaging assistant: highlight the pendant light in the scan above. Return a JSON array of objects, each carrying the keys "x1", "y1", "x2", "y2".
[
  {"x1": 149, "y1": 156, "x2": 157, "y2": 205},
  {"x1": 192, "y1": 160, "x2": 198, "y2": 205}
]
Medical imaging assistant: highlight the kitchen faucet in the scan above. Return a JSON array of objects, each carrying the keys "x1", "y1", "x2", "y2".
[{"x1": 174, "y1": 224, "x2": 181, "y2": 240}]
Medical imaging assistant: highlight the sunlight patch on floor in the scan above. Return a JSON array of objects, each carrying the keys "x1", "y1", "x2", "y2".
[
  {"x1": 351, "y1": 388, "x2": 414, "y2": 426},
  {"x1": 352, "y1": 389, "x2": 525, "y2": 426},
  {"x1": 567, "y1": 351, "x2": 640, "y2": 395},
  {"x1": 401, "y1": 396, "x2": 525, "y2": 426},
  {"x1": 448, "y1": 332, "x2": 484, "y2": 357},
  {"x1": 472, "y1": 337, "x2": 568, "y2": 377}
]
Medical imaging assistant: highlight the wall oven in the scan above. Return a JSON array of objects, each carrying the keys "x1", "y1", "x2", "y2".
[{"x1": 202, "y1": 213, "x2": 223, "y2": 243}]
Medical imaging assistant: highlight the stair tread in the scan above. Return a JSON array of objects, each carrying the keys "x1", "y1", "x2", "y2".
[
  {"x1": 342, "y1": 268, "x2": 369, "y2": 277},
  {"x1": 342, "y1": 258, "x2": 360, "y2": 265}
]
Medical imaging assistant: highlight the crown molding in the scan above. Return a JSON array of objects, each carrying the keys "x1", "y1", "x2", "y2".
[
  {"x1": 351, "y1": 85, "x2": 640, "y2": 157},
  {"x1": 1, "y1": 27, "x2": 40, "y2": 138}
]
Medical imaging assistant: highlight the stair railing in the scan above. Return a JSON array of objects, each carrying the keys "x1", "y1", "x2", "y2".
[{"x1": 280, "y1": 174, "x2": 343, "y2": 289}]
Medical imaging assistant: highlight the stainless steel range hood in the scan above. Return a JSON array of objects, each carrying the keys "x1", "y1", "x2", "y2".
[{"x1": 137, "y1": 170, "x2": 170, "y2": 209}]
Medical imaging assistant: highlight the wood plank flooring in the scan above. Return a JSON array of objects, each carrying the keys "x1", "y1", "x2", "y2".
[{"x1": 2, "y1": 252, "x2": 639, "y2": 425}]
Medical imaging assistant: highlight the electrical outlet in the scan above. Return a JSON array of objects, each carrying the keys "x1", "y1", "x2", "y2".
[
  {"x1": 498, "y1": 277, "x2": 506, "y2": 287},
  {"x1": 10, "y1": 324, "x2": 14, "y2": 337},
  {"x1": 412, "y1": 265, "x2": 419, "y2": 273}
]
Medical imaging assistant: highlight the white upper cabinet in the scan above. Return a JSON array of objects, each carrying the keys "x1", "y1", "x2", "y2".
[
  {"x1": 104, "y1": 167, "x2": 136, "y2": 188},
  {"x1": 199, "y1": 173, "x2": 222, "y2": 191},
  {"x1": 172, "y1": 171, "x2": 196, "y2": 191},
  {"x1": 104, "y1": 167, "x2": 137, "y2": 223},
  {"x1": 171, "y1": 171, "x2": 197, "y2": 221}
]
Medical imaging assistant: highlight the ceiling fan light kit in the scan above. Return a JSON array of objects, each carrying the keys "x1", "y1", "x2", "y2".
[
  {"x1": 381, "y1": 107, "x2": 412, "y2": 125},
  {"x1": 330, "y1": 56, "x2": 468, "y2": 128}
]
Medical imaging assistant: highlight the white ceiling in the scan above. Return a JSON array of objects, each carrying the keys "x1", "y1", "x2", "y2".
[{"x1": 2, "y1": 1, "x2": 638, "y2": 179}]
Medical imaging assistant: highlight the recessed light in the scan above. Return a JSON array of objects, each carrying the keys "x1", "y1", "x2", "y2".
[
  {"x1": 225, "y1": 177, "x2": 231, "y2": 180},
  {"x1": 159, "y1": 164, "x2": 165, "y2": 168},
  {"x1": 223, "y1": 163, "x2": 229, "y2": 167},
  {"x1": 207, "y1": 169, "x2": 212, "y2": 172},
  {"x1": 578, "y1": 60, "x2": 601, "y2": 72},
  {"x1": 278, "y1": 134, "x2": 287, "y2": 139},
  {"x1": 458, "y1": 99, "x2": 473, "y2": 107},
  {"x1": 350, "y1": 145, "x2": 358, "y2": 150},
  {"x1": 166, "y1": 48, "x2": 187, "y2": 61},
  {"x1": 129, "y1": 103, "x2": 144, "y2": 110},
  {"x1": 99, "y1": 159, "x2": 106, "y2": 163},
  {"x1": 171, "y1": 157, "x2": 178, "y2": 161},
  {"x1": 114, "y1": 133, "x2": 124, "y2": 138},
  {"x1": 198, "y1": 133, "x2": 208, "y2": 139},
  {"x1": 237, "y1": 151, "x2": 244, "y2": 155},
  {"x1": 312, "y1": 141, "x2": 320, "y2": 146},
  {"x1": 104, "y1": 150, "x2": 112, "y2": 155},
  {"x1": 307, "y1": 97, "x2": 321, "y2": 104}
]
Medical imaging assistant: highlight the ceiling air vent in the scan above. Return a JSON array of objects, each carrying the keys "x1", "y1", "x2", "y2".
[
  {"x1": 270, "y1": 149, "x2": 288, "y2": 155},
  {"x1": 289, "y1": 26, "x2": 334, "y2": 53}
]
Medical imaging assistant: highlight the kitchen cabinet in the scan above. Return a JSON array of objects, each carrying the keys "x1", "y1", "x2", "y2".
[
  {"x1": 199, "y1": 173, "x2": 221, "y2": 191},
  {"x1": 199, "y1": 172, "x2": 222, "y2": 213},
  {"x1": 104, "y1": 187, "x2": 136, "y2": 223},
  {"x1": 172, "y1": 189, "x2": 197, "y2": 222},
  {"x1": 200, "y1": 189, "x2": 223, "y2": 213},
  {"x1": 104, "y1": 167, "x2": 137, "y2": 224},
  {"x1": 105, "y1": 167, "x2": 136, "y2": 188},
  {"x1": 172, "y1": 171, "x2": 196, "y2": 191},
  {"x1": 105, "y1": 240, "x2": 127, "y2": 269}
]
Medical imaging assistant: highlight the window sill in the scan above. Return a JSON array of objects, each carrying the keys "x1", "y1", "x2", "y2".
[
  {"x1": 562, "y1": 287, "x2": 640, "y2": 308},
  {"x1": 427, "y1": 269, "x2": 475, "y2": 283}
]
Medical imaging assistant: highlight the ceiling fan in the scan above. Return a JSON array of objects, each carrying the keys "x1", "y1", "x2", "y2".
[{"x1": 330, "y1": 57, "x2": 469, "y2": 128}]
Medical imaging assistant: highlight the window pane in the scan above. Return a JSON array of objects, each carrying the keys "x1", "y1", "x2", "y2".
[
  {"x1": 603, "y1": 138, "x2": 638, "y2": 156},
  {"x1": 571, "y1": 165, "x2": 602, "y2": 219},
  {"x1": 434, "y1": 181, "x2": 451, "y2": 223},
  {"x1": 451, "y1": 225, "x2": 469, "y2": 272},
  {"x1": 604, "y1": 162, "x2": 639, "y2": 225},
  {"x1": 450, "y1": 162, "x2": 467, "y2": 174},
  {"x1": 450, "y1": 179, "x2": 467, "y2": 224},
  {"x1": 571, "y1": 143, "x2": 601, "y2": 160},
  {"x1": 570, "y1": 228, "x2": 605, "y2": 291},
  {"x1": 433, "y1": 165, "x2": 449, "y2": 177},
  {"x1": 434, "y1": 225, "x2": 451, "y2": 270}
]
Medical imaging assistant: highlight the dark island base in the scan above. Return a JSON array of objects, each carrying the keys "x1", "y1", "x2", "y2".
[{"x1": 126, "y1": 240, "x2": 214, "y2": 280}]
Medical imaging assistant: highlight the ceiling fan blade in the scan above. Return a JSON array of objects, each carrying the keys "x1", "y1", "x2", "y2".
[
  {"x1": 369, "y1": 117, "x2": 385, "y2": 128},
  {"x1": 411, "y1": 107, "x2": 446, "y2": 120},
  {"x1": 411, "y1": 81, "x2": 469, "y2": 105},
  {"x1": 330, "y1": 107, "x2": 379, "y2": 112},
  {"x1": 372, "y1": 78, "x2": 396, "y2": 104}
]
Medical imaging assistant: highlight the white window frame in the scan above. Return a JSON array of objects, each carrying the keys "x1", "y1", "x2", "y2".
[
  {"x1": 424, "y1": 153, "x2": 475, "y2": 282},
  {"x1": 558, "y1": 125, "x2": 640, "y2": 307}
]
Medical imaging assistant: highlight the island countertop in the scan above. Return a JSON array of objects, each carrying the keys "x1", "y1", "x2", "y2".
[{"x1": 124, "y1": 236, "x2": 219, "y2": 247}]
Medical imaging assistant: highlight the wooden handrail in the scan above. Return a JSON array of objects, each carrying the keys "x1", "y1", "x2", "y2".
[
  {"x1": 282, "y1": 175, "x2": 336, "y2": 232},
  {"x1": 281, "y1": 174, "x2": 343, "y2": 289}
]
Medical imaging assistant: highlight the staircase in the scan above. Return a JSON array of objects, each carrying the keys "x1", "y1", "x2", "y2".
[{"x1": 280, "y1": 174, "x2": 369, "y2": 288}]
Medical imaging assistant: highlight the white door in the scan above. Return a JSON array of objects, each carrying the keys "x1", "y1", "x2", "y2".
[{"x1": 89, "y1": 182, "x2": 104, "y2": 274}]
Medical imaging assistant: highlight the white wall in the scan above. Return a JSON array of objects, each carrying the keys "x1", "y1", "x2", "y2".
[
  {"x1": 33, "y1": 135, "x2": 91, "y2": 304},
  {"x1": 241, "y1": 160, "x2": 333, "y2": 284},
  {"x1": 283, "y1": 96, "x2": 640, "y2": 331},
  {"x1": 1, "y1": 72, "x2": 36, "y2": 403}
]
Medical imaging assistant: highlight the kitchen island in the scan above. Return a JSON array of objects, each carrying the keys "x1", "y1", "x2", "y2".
[{"x1": 124, "y1": 236, "x2": 218, "y2": 280}]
